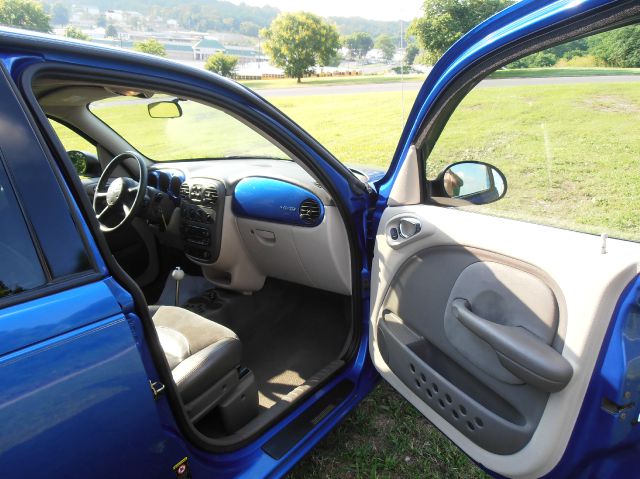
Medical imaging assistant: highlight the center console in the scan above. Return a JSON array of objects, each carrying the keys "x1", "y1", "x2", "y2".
[{"x1": 179, "y1": 178, "x2": 225, "y2": 264}]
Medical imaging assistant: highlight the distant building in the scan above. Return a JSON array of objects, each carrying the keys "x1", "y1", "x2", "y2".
[
  {"x1": 192, "y1": 38, "x2": 225, "y2": 61},
  {"x1": 192, "y1": 39, "x2": 259, "y2": 65}
]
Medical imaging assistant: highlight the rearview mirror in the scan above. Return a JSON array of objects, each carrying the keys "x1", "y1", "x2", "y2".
[
  {"x1": 435, "y1": 161, "x2": 507, "y2": 205},
  {"x1": 147, "y1": 100, "x2": 182, "y2": 119}
]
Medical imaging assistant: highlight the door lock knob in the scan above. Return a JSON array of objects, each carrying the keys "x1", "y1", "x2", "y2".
[{"x1": 398, "y1": 218, "x2": 421, "y2": 239}]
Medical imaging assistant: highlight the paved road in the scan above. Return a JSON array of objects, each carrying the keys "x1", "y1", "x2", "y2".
[{"x1": 256, "y1": 75, "x2": 640, "y2": 97}]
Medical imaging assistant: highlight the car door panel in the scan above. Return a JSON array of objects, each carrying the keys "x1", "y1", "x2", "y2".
[
  {"x1": 0, "y1": 311, "x2": 183, "y2": 479},
  {"x1": 370, "y1": 204, "x2": 639, "y2": 477}
]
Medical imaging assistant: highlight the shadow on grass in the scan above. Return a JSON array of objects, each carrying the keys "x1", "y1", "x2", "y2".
[{"x1": 288, "y1": 382, "x2": 489, "y2": 479}]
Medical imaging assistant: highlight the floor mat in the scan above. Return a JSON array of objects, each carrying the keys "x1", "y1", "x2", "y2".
[{"x1": 185, "y1": 279, "x2": 351, "y2": 409}]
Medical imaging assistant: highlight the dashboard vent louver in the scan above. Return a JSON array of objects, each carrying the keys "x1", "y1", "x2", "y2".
[
  {"x1": 179, "y1": 183, "x2": 190, "y2": 199},
  {"x1": 202, "y1": 186, "x2": 218, "y2": 206},
  {"x1": 299, "y1": 199, "x2": 321, "y2": 225}
]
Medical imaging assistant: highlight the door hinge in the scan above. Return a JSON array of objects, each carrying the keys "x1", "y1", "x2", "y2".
[{"x1": 149, "y1": 380, "x2": 166, "y2": 400}]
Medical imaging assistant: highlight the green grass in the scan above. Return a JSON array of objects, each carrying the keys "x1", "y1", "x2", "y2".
[
  {"x1": 239, "y1": 74, "x2": 426, "y2": 90},
  {"x1": 288, "y1": 382, "x2": 489, "y2": 479},
  {"x1": 490, "y1": 67, "x2": 640, "y2": 79},
  {"x1": 270, "y1": 90, "x2": 418, "y2": 167}
]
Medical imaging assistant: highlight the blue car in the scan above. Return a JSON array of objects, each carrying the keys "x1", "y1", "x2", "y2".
[{"x1": 1, "y1": 0, "x2": 639, "y2": 477}]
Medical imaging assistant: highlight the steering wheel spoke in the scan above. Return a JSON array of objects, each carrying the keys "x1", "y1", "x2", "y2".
[{"x1": 96, "y1": 204, "x2": 113, "y2": 220}]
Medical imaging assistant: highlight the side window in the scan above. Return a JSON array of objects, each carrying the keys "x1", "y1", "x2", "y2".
[
  {"x1": 0, "y1": 159, "x2": 46, "y2": 299},
  {"x1": 426, "y1": 24, "x2": 640, "y2": 241},
  {"x1": 48, "y1": 118, "x2": 98, "y2": 177}
]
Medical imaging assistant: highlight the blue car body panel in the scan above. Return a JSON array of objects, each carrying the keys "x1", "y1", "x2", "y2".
[
  {"x1": 232, "y1": 177, "x2": 325, "y2": 227},
  {"x1": 0, "y1": 0, "x2": 638, "y2": 476},
  {"x1": 0, "y1": 311, "x2": 187, "y2": 478}
]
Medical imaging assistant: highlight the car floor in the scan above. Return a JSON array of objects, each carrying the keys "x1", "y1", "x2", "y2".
[{"x1": 182, "y1": 278, "x2": 352, "y2": 410}]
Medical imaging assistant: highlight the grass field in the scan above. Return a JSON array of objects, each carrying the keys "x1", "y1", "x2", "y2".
[
  {"x1": 234, "y1": 67, "x2": 640, "y2": 90},
  {"x1": 239, "y1": 74, "x2": 427, "y2": 90},
  {"x1": 50, "y1": 76, "x2": 640, "y2": 477},
  {"x1": 490, "y1": 67, "x2": 640, "y2": 79}
]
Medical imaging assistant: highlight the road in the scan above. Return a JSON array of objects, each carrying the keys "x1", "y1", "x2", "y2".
[{"x1": 255, "y1": 75, "x2": 640, "y2": 97}]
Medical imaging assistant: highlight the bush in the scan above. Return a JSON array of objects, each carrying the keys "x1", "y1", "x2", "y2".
[
  {"x1": 590, "y1": 25, "x2": 640, "y2": 68},
  {"x1": 204, "y1": 52, "x2": 238, "y2": 78},
  {"x1": 391, "y1": 65, "x2": 418, "y2": 74},
  {"x1": 134, "y1": 38, "x2": 166, "y2": 57},
  {"x1": 509, "y1": 51, "x2": 557, "y2": 68},
  {"x1": 554, "y1": 55, "x2": 599, "y2": 68},
  {"x1": 64, "y1": 26, "x2": 89, "y2": 40}
]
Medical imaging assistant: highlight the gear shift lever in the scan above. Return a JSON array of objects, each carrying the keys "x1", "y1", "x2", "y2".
[{"x1": 172, "y1": 266, "x2": 185, "y2": 306}]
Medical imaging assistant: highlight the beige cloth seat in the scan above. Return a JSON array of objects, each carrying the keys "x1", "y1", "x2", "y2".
[{"x1": 150, "y1": 305, "x2": 242, "y2": 421}]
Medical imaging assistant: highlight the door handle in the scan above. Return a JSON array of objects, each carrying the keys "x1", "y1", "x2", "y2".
[{"x1": 452, "y1": 299, "x2": 573, "y2": 392}]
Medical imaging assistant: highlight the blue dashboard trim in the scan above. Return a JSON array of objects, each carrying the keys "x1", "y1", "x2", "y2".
[
  {"x1": 148, "y1": 168, "x2": 185, "y2": 204},
  {"x1": 232, "y1": 177, "x2": 325, "y2": 227}
]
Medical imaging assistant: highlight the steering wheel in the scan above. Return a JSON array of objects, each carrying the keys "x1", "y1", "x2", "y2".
[{"x1": 93, "y1": 152, "x2": 148, "y2": 233}]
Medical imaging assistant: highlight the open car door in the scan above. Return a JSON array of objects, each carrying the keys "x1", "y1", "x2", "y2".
[{"x1": 369, "y1": 1, "x2": 640, "y2": 477}]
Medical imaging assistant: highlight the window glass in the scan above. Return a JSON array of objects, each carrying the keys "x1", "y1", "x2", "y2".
[
  {"x1": 426, "y1": 25, "x2": 640, "y2": 241},
  {"x1": 49, "y1": 119, "x2": 96, "y2": 155},
  {"x1": 48, "y1": 119, "x2": 97, "y2": 177},
  {"x1": 0, "y1": 160, "x2": 46, "y2": 299},
  {"x1": 89, "y1": 96, "x2": 290, "y2": 162}
]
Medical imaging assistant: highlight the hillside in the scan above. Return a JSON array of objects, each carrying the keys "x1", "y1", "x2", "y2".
[{"x1": 44, "y1": 0, "x2": 407, "y2": 40}]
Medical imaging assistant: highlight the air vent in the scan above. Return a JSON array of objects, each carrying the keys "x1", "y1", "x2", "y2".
[
  {"x1": 202, "y1": 186, "x2": 218, "y2": 207},
  {"x1": 179, "y1": 183, "x2": 190, "y2": 199},
  {"x1": 299, "y1": 199, "x2": 321, "y2": 225}
]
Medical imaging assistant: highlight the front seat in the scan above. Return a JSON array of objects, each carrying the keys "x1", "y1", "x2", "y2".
[{"x1": 149, "y1": 305, "x2": 244, "y2": 423}]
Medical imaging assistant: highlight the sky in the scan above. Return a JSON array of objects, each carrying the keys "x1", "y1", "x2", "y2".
[{"x1": 228, "y1": 0, "x2": 424, "y2": 22}]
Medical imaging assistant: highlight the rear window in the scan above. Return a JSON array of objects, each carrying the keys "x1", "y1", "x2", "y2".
[{"x1": 0, "y1": 159, "x2": 46, "y2": 299}]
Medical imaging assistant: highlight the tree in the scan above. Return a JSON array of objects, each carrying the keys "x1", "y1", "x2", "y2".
[
  {"x1": 261, "y1": 12, "x2": 340, "y2": 83},
  {"x1": 409, "y1": 0, "x2": 512, "y2": 63},
  {"x1": 405, "y1": 43, "x2": 420, "y2": 65},
  {"x1": 105, "y1": 24, "x2": 118, "y2": 38},
  {"x1": 239, "y1": 21, "x2": 259, "y2": 36},
  {"x1": 344, "y1": 31, "x2": 373, "y2": 60},
  {"x1": 51, "y1": 2, "x2": 67, "y2": 26},
  {"x1": 65, "y1": 25, "x2": 88, "y2": 40},
  {"x1": 590, "y1": 25, "x2": 640, "y2": 68},
  {"x1": 205, "y1": 52, "x2": 238, "y2": 77},
  {"x1": 375, "y1": 34, "x2": 396, "y2": 63},
  {"x1": 134, "y1": 38, "x2": 166, "y2": 57},
  {"x1": 96, "y1": 14, "x2": 106, "y2": 28},
  {"x1": 0, "y1": 0, "x2": 51, "y2": 33}
]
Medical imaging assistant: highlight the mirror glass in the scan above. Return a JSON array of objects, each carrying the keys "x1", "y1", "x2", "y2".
[
  {"x1": 442, "y1": 161, "x2": 506, "y2": 205},
  {"x1": 148, "y1": 100, "x2": 182, "y2": 119},
  {"x1": 67, "y1": 150, "x2": 87, "y2": 175}
]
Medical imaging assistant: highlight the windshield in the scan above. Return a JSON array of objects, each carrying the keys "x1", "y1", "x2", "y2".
[{"x1": 89, "y1": 96, "x2": 290, "y2": 162}]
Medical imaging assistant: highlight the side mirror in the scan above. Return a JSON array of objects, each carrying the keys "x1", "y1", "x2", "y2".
[
  {"x1": 67, "y1": 150, "x2": 101, "y2": 177},
  {"x1": 434, "y1": 161, "x2": 507, "y2": 205},
  {"x1": 148, "y1": 100, "x2": 182, "y2": 119}
]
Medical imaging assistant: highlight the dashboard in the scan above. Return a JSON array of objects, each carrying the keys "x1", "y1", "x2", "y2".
[{"x1": 143, "y1": 159, "x2": 357, "y2": 295}]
